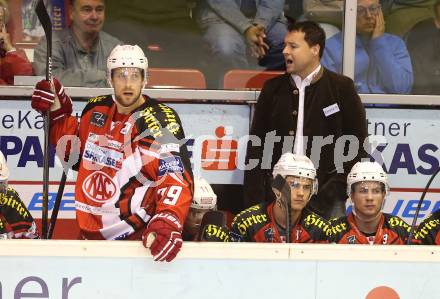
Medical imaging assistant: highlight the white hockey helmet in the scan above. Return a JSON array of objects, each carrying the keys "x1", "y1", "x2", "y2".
[
  {"x1": 347, "y1": 161, "x2": 389, "y2": 196},
  {"x1": 107, "y1": 45, "x2": 148, "y2": 84},
  {"x1": 272, "y1": 153, "x2": 318, "y2": 195},
  {"x1": 0, "y1": 151, "x2": 9, "y2": 192},
  {"x1": 191, "y1": 177, "x2": 217, "y2": 210}
]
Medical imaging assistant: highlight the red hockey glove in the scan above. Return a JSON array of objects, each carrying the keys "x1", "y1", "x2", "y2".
[
  {"x1": 31, "y1": 78, "x2": 72, "y2": 122},
  {"x1": 142, "y1": 212, "x2": 183, "y2": 262}
]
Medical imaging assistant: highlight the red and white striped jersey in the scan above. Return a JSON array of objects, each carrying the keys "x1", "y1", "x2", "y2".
[{"x1": 50, "y1": 95, "x2": 193, "y2": 240}]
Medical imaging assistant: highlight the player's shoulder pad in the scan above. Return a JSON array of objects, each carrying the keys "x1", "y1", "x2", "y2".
[
  {"x1": 416, "y1": 212, "x2": 440, "y2": 234},
  {"x1": 328, "y1": 215, "x2": 350, "y2": 236},
  {"x1": 1, "y1": 187, "x2": 20, "y2": 201},
  {"x1": 301, "y1": 209, "x2": 332, "y2": 235},
  {"x1": 232, "y1": 203, "x2": 268, "y2": 224},
  {"x1": 384, "y1": 214, "x2": 411, "y2": 233},
  {"x1": 230, "y1": 203, "x2": 270, "y2": 238},
  {"x1": 202, "y1": 224, "x2": 229, "y2": 242},
  {"x1": 135, "y1": 98, "x2": 183, "y2": 139},
  {"x1": 82, "y1": 95, "x2": 113, "y2": 115}
]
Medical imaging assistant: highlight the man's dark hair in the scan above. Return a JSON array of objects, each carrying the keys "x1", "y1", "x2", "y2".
[
  {"x1": 287, "y1": 19, "x2": 326, "y2": 58},
  {"x1": 434, "y1": 0, "x2": 440, "y2": 19}
]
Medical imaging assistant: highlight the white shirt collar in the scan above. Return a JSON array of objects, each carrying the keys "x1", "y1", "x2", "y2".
[{"x1": 291, "y1": 64, "x2": 321, "y2": 89}]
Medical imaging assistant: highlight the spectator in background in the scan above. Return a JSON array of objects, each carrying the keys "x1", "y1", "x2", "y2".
[
  {"x1": 380, "y1": 0, "x2": 436, "y2": 38},
  {"x1": 103, "y1": 0, "x2": 211, "y2": 85},
  {"x1": 0, "y1": 0, "x2": 33, "y2": 85},
  {"x1": 195, "y1": 0, "x2": 287, "y2": 79},
  {"x1": 33, "y1": 0, "x2": 121, "y2": 87},
  {"x1": 321, "y1": 0, "x2": 413, "y2": 94},
  {"x1": 406, "y1": 0, "x2": 440, "y2": 95},
  {"x1": 0, "y1": 151, "x2": 39, "y2": 239}
]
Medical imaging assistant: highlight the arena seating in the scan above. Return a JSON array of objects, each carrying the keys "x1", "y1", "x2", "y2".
[{"x1": 223, "y1": 69, "x2": 284, "y2": 90}]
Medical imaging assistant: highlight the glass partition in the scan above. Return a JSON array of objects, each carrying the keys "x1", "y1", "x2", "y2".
[{"x1": 0, "y1": 0, "x2": 439, "y2": 95}]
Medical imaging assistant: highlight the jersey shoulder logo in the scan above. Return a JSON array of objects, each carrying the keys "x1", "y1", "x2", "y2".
[{"x1": 88, "y1": 95, "x2": 107, "y2": 104}]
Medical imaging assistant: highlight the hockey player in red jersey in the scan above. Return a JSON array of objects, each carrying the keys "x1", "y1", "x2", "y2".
[
  {"x1": 31, "y1": 45, "x2": 193, "y2": 261},
  {"x1": 0, "y1": 151, "x2": 39, "y2": 239},
  {"x1": 330, "y1": 161, "x2": 410, "y2": 245},
  {"x1": 230, "y1": 153, "x2": 331, "y2": 243}
]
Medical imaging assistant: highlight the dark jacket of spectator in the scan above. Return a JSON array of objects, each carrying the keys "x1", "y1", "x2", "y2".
[{"x1": 406, "y1": 18, "x2": 440, "y2": 95}]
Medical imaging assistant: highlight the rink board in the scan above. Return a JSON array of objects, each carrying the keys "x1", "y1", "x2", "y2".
[{"x1": 0, "y1": 241, "x2": 440, "y2": 299}]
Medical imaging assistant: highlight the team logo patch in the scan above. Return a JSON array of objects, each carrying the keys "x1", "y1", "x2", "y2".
[
  {"x1": 347, "y1": 235, "x2": 356, "y2": 244},
  {"x1": 87, "y1": 133, "x2": 99, "y2": 142},
  {"x1": 158, "y1": 156, "x2": 184, "y2": 176},
  {"x1": 90, "y1": 112, "x2": 107, "y2": 127},
  {"x1": 83, "y1": 142, "x2": 123, "y2": 170},
  {"x1": 160, "y1": 143, "x2": 180, "y2": 154},
  {"x1": 264, "y1": 228, "x2": 275, "y2": 242},
  {"x1": 82, "y1": 171, "x2": 117, "y2": 203}
]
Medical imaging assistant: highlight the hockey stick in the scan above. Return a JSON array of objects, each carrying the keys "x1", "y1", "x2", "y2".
[
  {"x1": 47, "y1": 171, "x2": 67, "y2": 239},
  {"x1": 35, "y1": 0, "x2": 52, "y2": 239},
  {"x1": 272, "y1": 174, "x2": 292, "y2": 243},
  {"x1": 407, "y1": 166, "x2": 440, "y2": 244}
]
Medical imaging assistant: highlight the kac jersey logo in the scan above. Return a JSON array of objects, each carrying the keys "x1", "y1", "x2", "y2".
[{"x1": 82, "y1": 171, "x2": 117, "y2": 203}]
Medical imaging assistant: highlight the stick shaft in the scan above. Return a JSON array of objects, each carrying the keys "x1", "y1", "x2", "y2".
[{"x1": 36, "y1": 0, "x2": 52, "y2": 239}]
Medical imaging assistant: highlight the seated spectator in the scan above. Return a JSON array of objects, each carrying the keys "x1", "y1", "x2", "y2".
[
  {"x1": 195, "y1": 0, "x2": 287, "y2": 82},
  {"x1": 321, "y1": 0, "x2": 413, "y2": 94},
  {"x1": 381, "y1": 0, "x2": 435, "y2": 38},
  {"x1": 183, "y1": 177, "x2": 218, "y2": 241},
  {"x1": 230, "y1": 153, "x2": 331, "y2": 243},
  {"x1": 330, "y1": 161, "x2": 410, "y2": 244},
  {"x1": 104, "y1": 1, "x2": 209, "y2": 73},
  {"x1": 414, "y1": 209, "x2": 440, "y2": 245},
  {"x1": 0, "y1": 0, "x2": 33, "y2": 85},
  {"x1": 33, "y1": 0, "x2": 121, "y2": 87},
  {"x1": 0, "y1": 151, "x2": 39, "y2": 239},
  {"x1": 406, "y1": 0, "x2": 440, "y2": 95},
  {"x1": 301, "y1": 0, "x2": 342, "y2": 39}
]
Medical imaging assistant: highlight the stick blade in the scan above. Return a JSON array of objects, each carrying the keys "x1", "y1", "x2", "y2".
[{"x1": 272, "y1": 174, "x2": 291, "y2": 202}]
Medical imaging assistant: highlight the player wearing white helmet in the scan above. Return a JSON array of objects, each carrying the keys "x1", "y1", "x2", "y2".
[
  {"x1": 230, "y1": 153, "x2": 331, "y2": 242},
  {"x1": 329, "y1": 161, "x2": 410, "y2": 244},
  {"x1": 183, "y1": 177, "x2": 218, "y2": 241},
  {"x1": 0, "y1": 151, "x2": 39, "y2": 239},
  {"x1": 30, "y1": 45, "x2": 193, "y2": 262}
]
